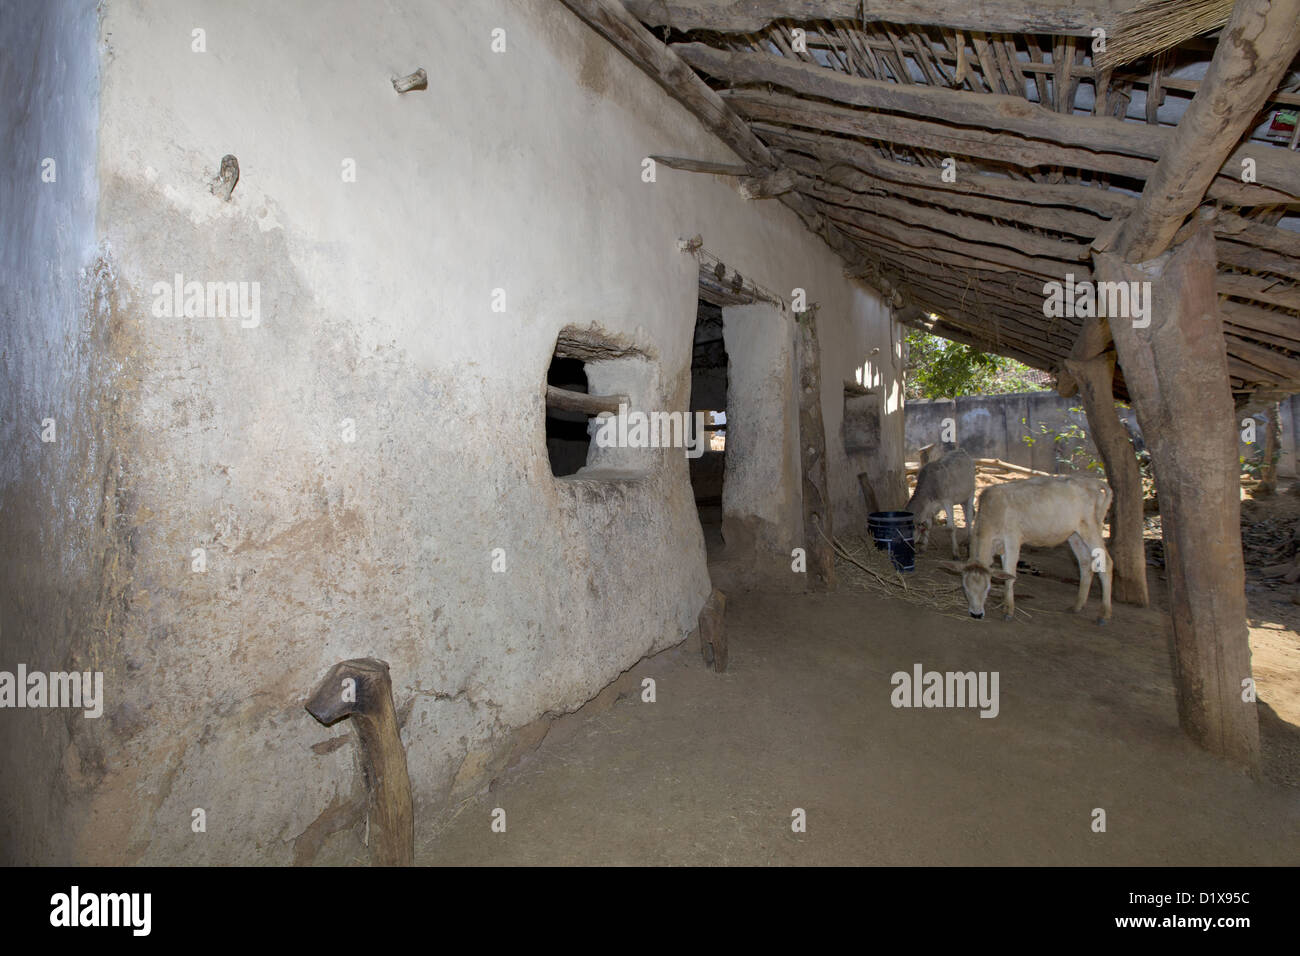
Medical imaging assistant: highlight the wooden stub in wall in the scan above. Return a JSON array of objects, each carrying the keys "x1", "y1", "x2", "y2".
[
  {"x1": 306, "y1": 658, "x2": 415, "y2": 866},
  {"x1": 797, "y1": 310, "x2": 837, "y2": 590},
  {"x1": 545, "y1": 385, "x2": 628, "y2": 416},
  {"x1": 698, "y1": 588, "x2": 729, "y2": 672}
]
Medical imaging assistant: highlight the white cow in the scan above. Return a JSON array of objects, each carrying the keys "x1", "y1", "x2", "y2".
[
  {"x1": 941, "y1": 474, "x2": 1113, "y2": 624},
  {"x1": 905, "y1": 449, "x2": 976, "y2": 559}
]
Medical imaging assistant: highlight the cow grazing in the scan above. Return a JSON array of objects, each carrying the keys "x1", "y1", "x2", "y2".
[
  {"x1": 940, "y1": 474, "x2": 1113, "y2": 624},
  {"x1": 905, "y1": 448, "x2": 976, "y2": 559}
]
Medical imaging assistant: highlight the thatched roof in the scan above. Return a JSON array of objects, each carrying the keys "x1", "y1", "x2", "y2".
[{"x1": 563, "y1": 0, "x2": 1300, "y2": 402}]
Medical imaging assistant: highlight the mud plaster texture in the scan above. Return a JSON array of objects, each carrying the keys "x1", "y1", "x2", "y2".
[{"x1": 1, "y1": 0, "x2": 901, "y2": 864}]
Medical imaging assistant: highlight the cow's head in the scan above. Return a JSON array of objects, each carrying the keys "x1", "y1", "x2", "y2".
[
  {"x1": 907, "y1": 502, "x2": 938, "y2": 551},
  {"x1": 939, "y1": 560, "x2": 1014, "y2": 619}
]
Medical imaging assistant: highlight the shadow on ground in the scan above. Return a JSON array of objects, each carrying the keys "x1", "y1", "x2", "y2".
[{"x1": 420, "y1": 547, "x2": 1300, "y2": 865}]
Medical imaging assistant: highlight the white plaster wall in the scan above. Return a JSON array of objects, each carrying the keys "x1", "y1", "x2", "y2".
[
  {"x1": 11, "y1": 0, "x2": 898, "y2": 863},
  {"x1": 818, "y1": 291, "x2": 907, "y2": 525},
  {"x1": 0, "y1": 0, "x2": 104, "y2": 863},
  {"x1": 718, "y1": 302, "x2": 802, "y2": 583},
  {"x1": 0, "y1": 0, "x2": 101, "y2": 513}
]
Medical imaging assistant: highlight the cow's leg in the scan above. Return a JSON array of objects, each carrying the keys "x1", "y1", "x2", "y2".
[
  {"x1": 1000, "y1": 539, "x2": 1020, "y2": 621},
  {"x1": 1067, "y1": 532, "x2": 1093, "y2": 613},
  {"x1": 947, "y1": 503, "x2": 960, "y2": 558},
  {"x1": 1098, "y1": 547, "x2": 1112, "y2": 624},
  {"x1": 1083, "y1": 527, "x2": 1113, "y2": 624},
  {"x1": 964, "y1": 496, "x2": 976, "y2": 556}
]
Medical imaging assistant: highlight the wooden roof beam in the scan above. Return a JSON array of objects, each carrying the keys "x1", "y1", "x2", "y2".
[
  {"x1": 759, "y1": 125, "x2": 1136, "y2": 217},
  {"x1": 678, "y1": 43, "x2": 1300, "y2": 201},
  {"x1": 1105, "y1": 0, "x2": 1300, "y2": 264},
  {"x1": 1214, "y1": 240, "x2": 1300, "y2": 280},
  {"x1": 1219, "y1": 299, "x2": 1300, "y2": 345},
  {"x1": 820, "y1": 201, "x2": 1093, "y2": 278},
  {"x1": 557, "y1": 0, "x2": 868, "y2": 272},
  {"x1": 724, "y1": 89, "x2": 1296, "y2": 205},
  {"x1": 766, "y1": 129, "x2": 1300, "y2": 260},
  {"x1": 789, "y1": 159, "x2": 1109, "y2": 238},
  {"x1": 624, "y1": 0, "x2": 1122, "y2": 37},
  {"x1": 809, "y1": 188, "x2": 1092, "y2": 261},
  {"x1": 1217, "y1": 275, "x2": 1300, "y2": 313},
  {"x1": 849, "y1": 234, "x2": 1047, "y2": 286},
  {"x1": 881, "y1": 256, "x2": 1077, "y2": 318}
]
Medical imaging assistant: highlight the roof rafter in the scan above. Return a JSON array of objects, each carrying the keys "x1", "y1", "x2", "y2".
[
  {"x1": 624, "y1": 0, "x2": 1124, "y2": 36},
  {"x1": 561, "y1": 0, "x2": 1300, "y2": 400}
]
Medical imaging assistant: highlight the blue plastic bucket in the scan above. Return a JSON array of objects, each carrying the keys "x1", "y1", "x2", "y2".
[{"x1": 868, "y1": 510, "x2": 915, "y2": 573}]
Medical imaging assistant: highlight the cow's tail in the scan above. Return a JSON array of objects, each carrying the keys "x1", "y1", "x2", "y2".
[{"x1": 1096, "y1": 481, "x2": 1114, "y2": 527}]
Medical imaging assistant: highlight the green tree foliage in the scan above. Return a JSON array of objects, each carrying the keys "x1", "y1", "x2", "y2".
[
  {"x1": 904, "y1": 328, "x2": 1046, "y2": 400},
  {"x1": 1021, "y1": 406, "x2": 1105, "y2": 475}
]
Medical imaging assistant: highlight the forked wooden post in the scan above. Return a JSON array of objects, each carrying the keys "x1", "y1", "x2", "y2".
[
  {"x1": 307, "y1": 658, "x2": 415, "y2": 865},
  {"x1": 1102, "y1": 225, "x2": 1258, "y2": 767},
  {"x1": 1096, "y1": 0, "x2": 1300, "y2": 768}
]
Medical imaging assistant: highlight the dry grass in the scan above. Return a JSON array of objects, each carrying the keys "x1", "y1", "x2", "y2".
[
  {"x1": 1093, "y1": 0, "x2": 1234, "y2": 70},
  {"x1": 832, "y1": 534, "x2": 981, "y2": 622},
  {"x1": 833, "y1": 523, "x2": 1096, "y2": 625}
]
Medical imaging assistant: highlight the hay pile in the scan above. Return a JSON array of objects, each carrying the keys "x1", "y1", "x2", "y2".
[
  {"x1": 832, "y1": 534, "x2": 976, "y2": 621},
  {"x1": 833, "y1": 533, "x2": 1063, "y2": 623}
]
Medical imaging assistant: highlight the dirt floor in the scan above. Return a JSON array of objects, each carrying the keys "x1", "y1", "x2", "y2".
[{"x1": 420, "y1": 490, "x2": 1300, "y2": 865}]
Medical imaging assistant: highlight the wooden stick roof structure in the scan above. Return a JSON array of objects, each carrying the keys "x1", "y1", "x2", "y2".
[{"x1": 564, "y1": 0, "x2": 1300, "y2": 403}]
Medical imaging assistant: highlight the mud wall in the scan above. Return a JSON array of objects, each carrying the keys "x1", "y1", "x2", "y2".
[
  {"x1": 2, "y1": 0, "x2": 900, "y2": 863},
  {"x1": 905, "y1": 393, "x2": 1105, "y2": 474},
  {"x1": 0, "y1": 0, "x2": 108, "y2": 864}
]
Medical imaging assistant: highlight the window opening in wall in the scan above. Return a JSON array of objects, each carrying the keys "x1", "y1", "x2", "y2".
[
  {"x1": 544, "y1": 327, "x2": 645, "y2": 480},
  {"x1": 545, "y1": 356, "x2": 593, "y2": 477}
]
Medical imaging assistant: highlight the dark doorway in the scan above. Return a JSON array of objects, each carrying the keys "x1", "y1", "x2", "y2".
[{"x1": 689, "y1": 299, "x2": 728, "y2": 554}]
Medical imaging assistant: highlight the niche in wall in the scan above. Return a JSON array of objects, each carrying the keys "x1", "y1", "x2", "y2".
[
  {"x1": 544, "y1": 328, "x2": 653, "y2": 480},
  {"x1": 843, "y1": 380, "x2": 889, "y2": 513},
  {"x1": 842, "y1": 382, "x2": 880, "y2": 456}
]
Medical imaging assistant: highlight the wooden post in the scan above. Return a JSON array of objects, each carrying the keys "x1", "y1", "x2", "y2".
[
  {"x1": 857, "y1": 472, "x2": 879, "y2": 515},
  {"x1": 697, "y1": 588, "x2": 729, "y2": 672},
  {"x1": 797, "y1": 308, "x2": 836, "y2": 590},
  {"x1": 1260, "y1": 403, "x2": 1280, "y2": 496},
  {"x1": 1088, "y1": 0, "x2": 1300, "y2": 768},
  {"x1": 1101, "y1": 224, "x2": 1259, "y2": 768},
  {"x1": 1104, "y1": 0, "x2": 1300, "y2": 263},
  {"x1": 1063, "y1": 352, "x2": 1149, "y2": 606},
  {"x1": 306, "y1": 659, "x2": 415, "y2": 866}
]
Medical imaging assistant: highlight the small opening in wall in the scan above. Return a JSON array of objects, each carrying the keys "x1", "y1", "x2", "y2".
[
  {"x1": 545, "y1": 356, "x2": 592, "y2": 477},
  {"x1": 545, "y1": 327, "x2": 648, "y2": 480}
]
